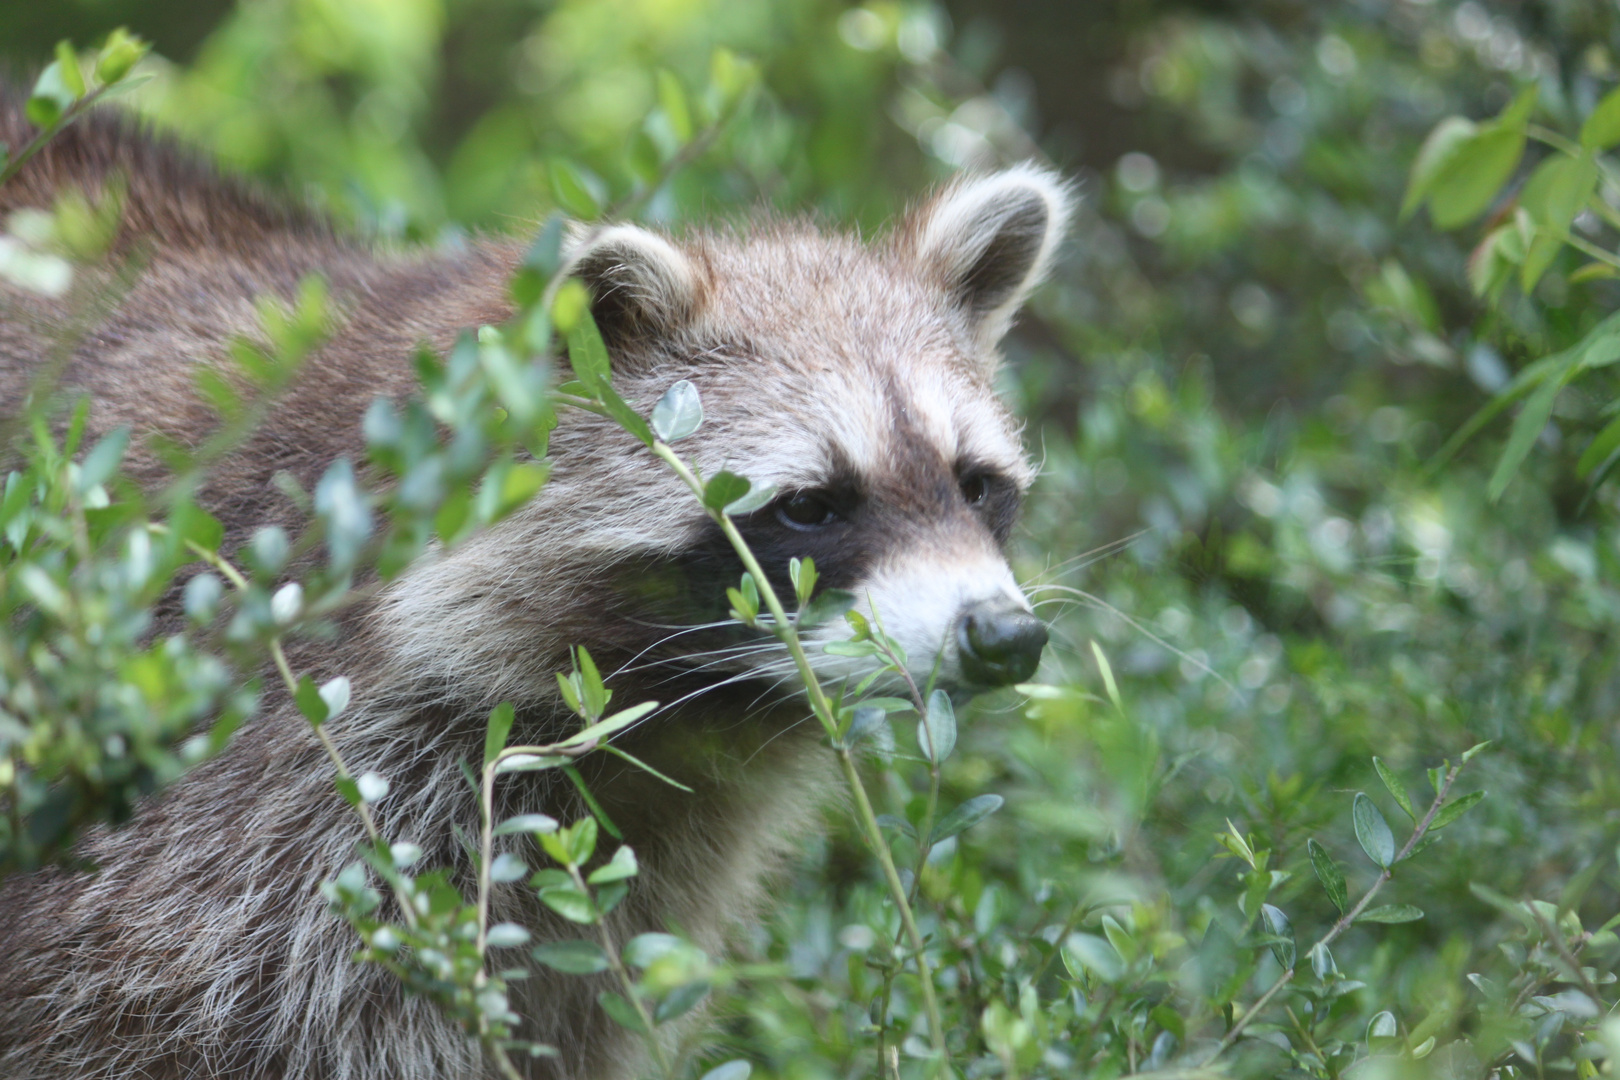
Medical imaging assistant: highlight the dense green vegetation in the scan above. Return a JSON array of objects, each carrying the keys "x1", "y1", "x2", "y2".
[{"x1": 8, "y1": 1, "x2": 1620, "y2": 1076}]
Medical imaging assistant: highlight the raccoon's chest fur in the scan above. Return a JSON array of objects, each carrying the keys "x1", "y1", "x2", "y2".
[{"x1": 0, "y1": 86, "x2": 1068, "y2": 1080}]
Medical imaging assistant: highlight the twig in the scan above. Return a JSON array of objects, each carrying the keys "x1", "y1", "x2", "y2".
[
  {"x1": 650, "y1": 440, "x2": 951, "y2": 1075},
  {"x1": 1203, "y1": 759, "x2": 1466, "y2": 1063}
]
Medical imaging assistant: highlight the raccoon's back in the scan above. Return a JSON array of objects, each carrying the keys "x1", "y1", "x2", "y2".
[{"x1": 0, "y1": 85, "x2": 521, "y2": 535}]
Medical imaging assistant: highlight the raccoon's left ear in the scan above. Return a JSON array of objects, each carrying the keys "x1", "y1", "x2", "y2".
[
  {"x1": 906, "y1": 164, "x2": 1074, "y2": 350},
  {"x1": 561, "y1": 224, "x2": 705, "y2": 353}
]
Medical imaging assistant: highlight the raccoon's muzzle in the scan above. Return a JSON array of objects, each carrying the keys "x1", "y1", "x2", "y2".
[{"x1": 956, "y1": 598, "x2": 1048, "y2": 686}]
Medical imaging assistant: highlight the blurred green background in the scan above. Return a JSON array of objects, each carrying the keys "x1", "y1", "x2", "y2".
[{"x1": 10, "y1": 0, "x2": 1620, "y2": 1075}]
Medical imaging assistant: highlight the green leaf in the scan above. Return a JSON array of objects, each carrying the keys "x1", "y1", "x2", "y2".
[
  {"x1": 654, "y1": 981, "x2": 709, "y2": 1023},
  {"x1": 1260, "y1": 903, "x2": 1295, "y2": 970},
  {"x1": 486, "y1": 923, "x2": 531, "y2": 948},
  {"x1": 484, "y1": 702, "x2": 515, "y2": 767},
  {"x1": 1307, "y1": 838, "x2": 1348, "y2": 914},
  {"x1": 1518, "y1": 152, "x2": 1598, "y2": 290},
  {"x1": 577, "y1": 646, "x2": 607, "y2": 717},
  {"x1": 929, "y1": 793, "x2": 1003, "y2": 844},
  {"x1": 494, "y1": 813, "x2": 559, "y2": 836},
  {"x1": 1353, "y1": 792, "x2": 1395, "y2": 868},
  {"x1": 703, "y1": 470, "x2": 752, "y2": 513},
  {"x1": 724, "y1": 481, "x2": 777, "y2": 515},
  {"x1": 567, "y1": 816, "x2": 599, "y2": 865},
  {"x1": 296, "y1": 675, "x2": 330, "y2": 728},
  {"x1": 27, "y1": 60, "x2": 78, "y2": 127},
  {"x1": 1583, "y1": 84, "x2": 1620, "y2": 150},
  {"x1": 1415, "y1": 89, "x2": 1537, "y2": 230},
  {"x1": 1062, "y1": 932, "x2": 1123, "y2": 983},
  {"x1": 563, "y1": 700, "x2": 658, "y2": 747},
  {"x1": 1402, "y1": 116, "x2": 1477, "y2": 220},
  {"x1": 54, "y1": 41, "x2": 85, "y2": 98},
  {"x1": 587, "y1": 845, "x2": 639, "y2": 884},
  {"x1": 790, "y1": 556, "x2": 818, "y2": 605},
  {"x1": 1428, "y1": 789, "x2": 1486, "y2": 832},
  {"x1": 95, "y1": 28, "x2": 148, "y2": 85},
  {"x1": 796, "y1": 588, "x2": 856, "y2": 630},
  {"x1": 538, "y1": 886, "x2": 597, "y2": 923},
  {"x1": 596, "y1": 990, "x2": 648, "y2": 1033},
  {"x1": 1373, "y1": 757, "x2": 1416, "y2": 821},
  {"x1": 1427, "y1": 121, "x2": 1528, "y2": 229},
  {"x1": 700, "y1": 1060, "x2": 752, "y2": 1080},
  {"x1": 1489, "y1": 368, "x2": 1567, "y2": 502},
  {"x1": 565, "y1": 306, "x2": 613, "y2": 392},
  {"x1": 917, "y1": 688, "x2": 957, "y2": 763},
  {"x1": 1578, "y1": 413, "x2": 1620, "y2": 478},
  {"x1": 1358, "y1": 904, "x2": 1425, "y2": 924},
  {"x1": 651, "y1": 379, "x2": 703, "y2": 442},
  {"x1": 496, "y1": 461, "x2": 550, "y2": 518},
  {"x1": 532, "y1": 939, "x2": 610, "y2": 974},
  {"x1": 524, "y1": 213, "x2": 567, "y2": 279},
  {"x1": 1091, "y1": 641, "x2": 1123, "y2": 711},
  {"x1": 596, "y1": 382, "x2": 655, "y2": 447},
  {"x1": 656, "y1": 70, "x2": 693, "y2": 143},
  {"x1": 76, "y1": 426, "x2": 128, "y2": 492},
  {"x1": 549, "y1": 158, "x2": 602, "y2": 219}
]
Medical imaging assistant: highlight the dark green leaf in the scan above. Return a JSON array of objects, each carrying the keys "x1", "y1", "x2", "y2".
[
  {"x1": 596, "y1": 990, "x2": 648, "y2": 1032},
  {"x1": 1308, "y1": 838, "x2": 1348, "y2": 914},
  {"x1": 703, "y1": 471, "x2": 751, "y2": 514},
  {"x1": 296, "y1": 675, "x2": 329, "y2": 728},
  {"x1": 550, "y1": 159, "x2": 602, "y2": 219},
  {"x1": 538, "y1": 886, "x2": 597, "y2": 923},
  {"x1": 484, "y1": 702, "x2": 516, "y2": 768},
  {"x1": 1428, "y1": 789, "x2": 1486, "y2": 832},
  {"x1": 917, "y1": 689, "x2": 956, "y2": 763},
  {"x1": 654, "y1": 981, "x2": 709, "y2": 1023},
  {"x1": 1260, "y1": 903, "x2": 1295, "y2": 970},
  {"x1": 797, "y1": 588, "x2": 856, "y2": 630},
  {"x1": 1357, "y1": 904, "x2": 1425, "y2": 924},
  {"x1": 1489, "y1": 370, "x2": 1565, "y2": 502},
  {"x1": 532, "y1": 939, "x2": 610, "y2": 974},
  {"x1": 929, "y1": 793, "x2": 1003, "y2": 844},
  {"x1": 1373, "y1": 757, "x2": 1416, "y2": 821},
  {"x1": 1583, "y1": 84, "x2": 1620, "y2": 149},
  {"x1": 565, "y1": 307, "x2": 613, "y2": 392},
  {"x1": 1353, "y1": 792, "x2": 1395, "y2": 868}
]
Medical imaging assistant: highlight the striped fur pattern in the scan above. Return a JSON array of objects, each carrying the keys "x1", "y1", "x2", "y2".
[{"x1": 0, "y1": 90, "x2": 1070, "y2": 1080}]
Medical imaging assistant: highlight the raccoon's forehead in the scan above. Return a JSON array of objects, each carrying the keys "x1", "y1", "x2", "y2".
[{"x1": 685, "y1": 234, "x2": 1031, "y2": 488}]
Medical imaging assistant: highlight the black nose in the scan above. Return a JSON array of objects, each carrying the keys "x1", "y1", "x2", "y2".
[{"x1": 956, "y1": 599, "x2": 1048, "y2": 687}]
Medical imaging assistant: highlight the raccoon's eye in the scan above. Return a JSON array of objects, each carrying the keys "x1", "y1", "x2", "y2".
[
  {"x1": 777, "y1": 491, "x2": 838, "y2": 530},
  {"x1": 960, "y1": 473, "x2": 992, "y2": 506}
]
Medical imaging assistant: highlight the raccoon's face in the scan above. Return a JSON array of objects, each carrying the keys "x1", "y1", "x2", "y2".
[{"x1": 549, "y1": 167, "x2": 1071, "y2": 701}]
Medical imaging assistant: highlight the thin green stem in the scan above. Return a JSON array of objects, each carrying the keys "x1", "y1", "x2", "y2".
[
  {"x1": 1564, "y1": 231, "x2": 1620, "y2": 271},
  {"x1": 1203, "y1": 760, "x2": 1465, "y2": 1063},
  {"x1": 649, "y1": 439, "x2": 951, "y2": 1074},
  {"x1": 0, "y1": 84, "x2": 120, "y2": 188},
  {"x1": 565, "y1": 862, "x2": 675, "y2": 1078}
]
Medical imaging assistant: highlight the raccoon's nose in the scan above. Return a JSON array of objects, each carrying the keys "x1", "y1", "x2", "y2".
[{"x1": 956, "y1": 599, "x2": 1048, "y2": 687}]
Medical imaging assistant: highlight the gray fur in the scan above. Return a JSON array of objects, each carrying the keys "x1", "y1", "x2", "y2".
[{"x1": 0, "y1": 91, "x2": 1069, "y2": 1080}]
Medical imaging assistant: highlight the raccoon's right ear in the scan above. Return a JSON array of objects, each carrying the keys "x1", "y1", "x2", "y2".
[
  {"x1": 906, "y1": 164, "x2": 1074, "y2": 351},
  {"x1": 561, "y1": 224, "x2": 705, "y2": 351}
]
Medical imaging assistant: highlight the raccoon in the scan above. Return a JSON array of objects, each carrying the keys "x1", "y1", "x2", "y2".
[{"x1": 0, "y1": 90, "x2": 1068, "y2": 1080}]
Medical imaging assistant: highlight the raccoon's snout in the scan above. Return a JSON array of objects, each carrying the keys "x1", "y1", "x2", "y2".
[{"x1": 955, "y1": 598, "x2": 1048, "y2": 687}]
